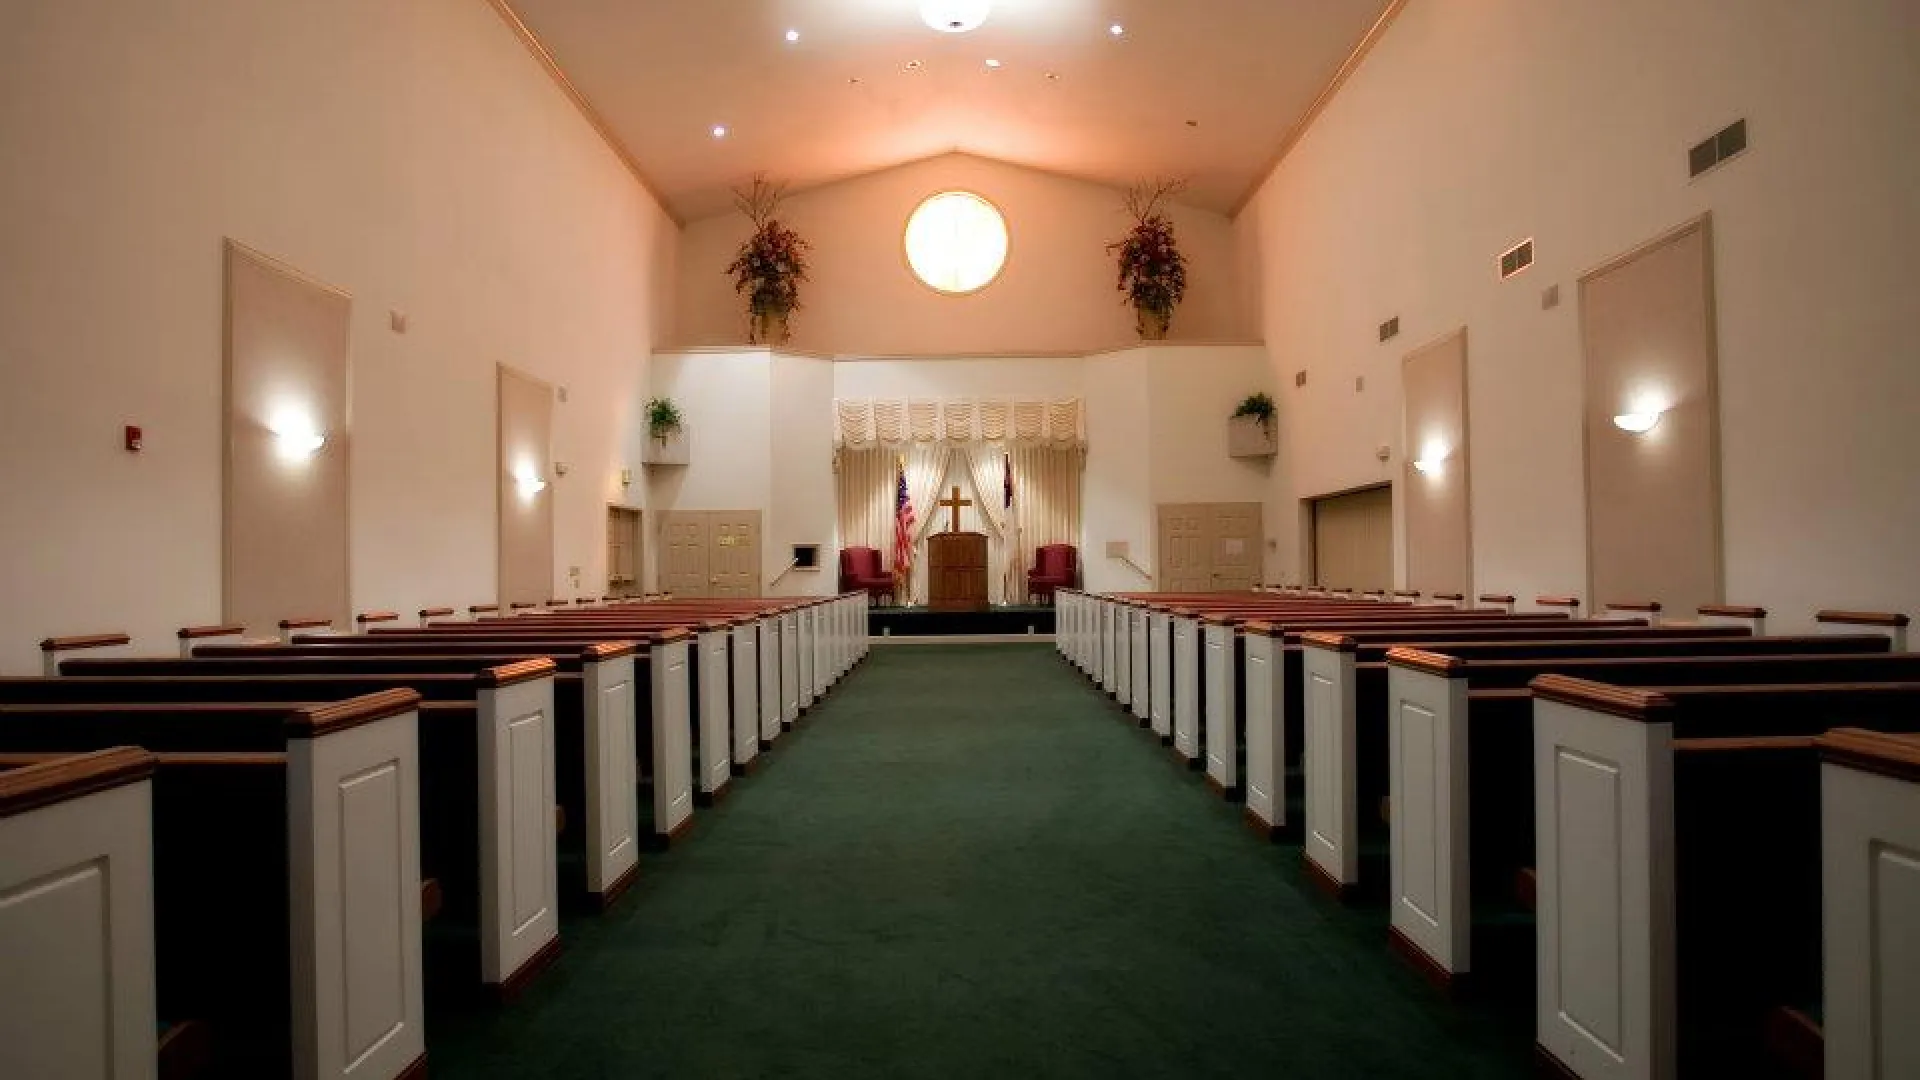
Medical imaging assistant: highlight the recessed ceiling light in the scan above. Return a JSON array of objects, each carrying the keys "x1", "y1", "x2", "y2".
[
  {"x1": 711, "y1": 125, "x2": 728, "y2": 138},
  {"x1": 1045, "y1": 72, "x2": 1060, "y2": 81},
  {"x1": 906, "y1": 59, "x2": 924, "y2": 71},
  {"x1": 920, "y1": 0, "x2": 991, "y2": 34},
  {"x1": 1110, "y1": 23, "x2": 1126, "y2": 36},
  {"x1": 785, "y1": 29, "x2": 800, "y2": 43},
  {"x1": 1186, "y1": 119, "x2": 1199, "y2": 128},
  {"x1": 985, "y1": 58, "x2": 1002, "y2": 69}
]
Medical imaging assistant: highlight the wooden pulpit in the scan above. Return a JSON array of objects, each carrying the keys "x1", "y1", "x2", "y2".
[{"x1": 927, "y1": 531, "x2": 989, "y2": 612}]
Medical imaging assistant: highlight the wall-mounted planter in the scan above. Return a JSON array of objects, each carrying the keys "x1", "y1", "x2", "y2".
[
  {"x1": 1228, "y1": 414, "x2": 1277, "y2": 458},
  {"x1": 641, "y1": 429, "x2": 689, "y2": 466}
]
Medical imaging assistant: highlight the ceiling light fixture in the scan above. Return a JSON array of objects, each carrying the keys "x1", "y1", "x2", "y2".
[
  {"x1": 785, "y1": 29, "x2": 800, "y2": 43},
  {"x1": 711, "y1": 125, "x2": 728, "y2": 138},
  {"x1": 920, "y1": 0, "x2": 991, "y2": 34},
  {"x1": 985, "y1": 58, "x2": 1002, "y2": 69},
  {"x1": 1110, "y1": 23, "x2": 1126, "y2": 36}
]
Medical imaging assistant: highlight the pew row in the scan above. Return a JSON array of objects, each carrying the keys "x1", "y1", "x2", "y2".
[{"x1": 0, "y1": 693, "x2": 429, "y2": 1080}]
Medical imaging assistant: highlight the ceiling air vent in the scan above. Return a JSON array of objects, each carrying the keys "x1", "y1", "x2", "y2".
[
  {"x1": 1498, "y1": 239, "x2": 1534, "y2": 280},
  {"x1": 1378, "y1": 316, "x2": 1400, "y2": 343},
  {"x1": 1689, "y1": 118, "x2": 1748, "y2": 178}
]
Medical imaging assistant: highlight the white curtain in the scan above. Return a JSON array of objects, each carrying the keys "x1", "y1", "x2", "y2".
[{"x1": 834, "y1": 431, "x2": 1084, "y2": 606}]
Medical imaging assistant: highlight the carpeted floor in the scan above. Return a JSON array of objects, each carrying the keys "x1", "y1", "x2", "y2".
[{"x1": 427, "y1": 643, "x2": 1532, "y2": 1079}]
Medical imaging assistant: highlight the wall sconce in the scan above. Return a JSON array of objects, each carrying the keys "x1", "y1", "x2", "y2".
[
  {"x1": 513, "y1": 467, "x2": 547, "y2": 497},
  {"x1": 1411, "y1": 442, "x2": 1450, "y2": 475},
  {"x1": 270, "y1": 415, "x2": 327, "y2": 460},
  {"x1": 1612, "y1": 410, "x2": 1664, "y2": 434}
]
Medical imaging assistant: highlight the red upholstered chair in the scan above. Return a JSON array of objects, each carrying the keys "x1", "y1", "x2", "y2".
[
  {"x1": 1027, "y1": 544, "x2": 1078, "y2": 605},
  {"x1": 839, "y1": 546, "x2": 895, "y2": 604}
]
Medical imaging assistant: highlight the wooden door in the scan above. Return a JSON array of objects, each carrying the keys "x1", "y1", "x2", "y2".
[
  {"x1": 1157, "y1": 504, "x2": 1211, "y2": 592},
  {"x1": 606, "y1": 506, "x2": 642, "y2": 598},
  {"x1": 662, "y1": 512, "x2": 710, "y2": 599},
  {"x1": 1209, "y1": 504, "x2": 1263, "y2": 592},
  {"x1": 708, "y1": 510, "x2": 762, "y2": 598},
  {"x1": 1311, "y1": 486, "x2": 1393, "y2": 593},
  {"x1": 497, "y1": 365, "x2": 555, "y2": 607}
]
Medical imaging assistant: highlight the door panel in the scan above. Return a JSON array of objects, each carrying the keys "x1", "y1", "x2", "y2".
[
  {"x1": 1312, "y1": 486, "x2": 1393, "y2": 593},
  {"x1": 708, "y1": 511, "x2": 761, "y2": 598},
  {"x1": 662, "y1": 513, "x2": 710, "y2": 599},
  {"x1": 1158, "y1": 504, "x2": 1210, "y2": 592},
  {"x1": 1210, "y1": 504, "x2": 1263, "y2": 592}
]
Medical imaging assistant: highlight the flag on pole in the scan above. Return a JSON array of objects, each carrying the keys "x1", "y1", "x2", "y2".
[
  {"x1": 893, "y1": 456, "x2": 915, "y2": 585},
  {"x1": 1003, "y1": 452, "x2": 1014, "y2": 509}
]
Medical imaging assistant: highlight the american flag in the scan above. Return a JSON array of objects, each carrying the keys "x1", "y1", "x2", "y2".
[
  {"x1": 1003, "y1": 452, "x2": 1014, "y2": 508},
  {"x1": 893, "y1": 457, "x2": 915, "y2": 584}
]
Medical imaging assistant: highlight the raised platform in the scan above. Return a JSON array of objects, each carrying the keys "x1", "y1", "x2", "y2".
[{"x1": 868, "y1": 604, "x2": 1056, "y2": 638}]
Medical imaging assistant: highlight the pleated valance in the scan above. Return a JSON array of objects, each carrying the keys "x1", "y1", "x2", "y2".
[{"x1": 833, "y1": 398, "x2": 1085, "y2": 450}]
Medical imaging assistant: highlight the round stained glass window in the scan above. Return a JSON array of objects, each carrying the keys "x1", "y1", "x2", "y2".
[{"x1": 904, "y1": 191, "x2": 1009, "y2": 295}]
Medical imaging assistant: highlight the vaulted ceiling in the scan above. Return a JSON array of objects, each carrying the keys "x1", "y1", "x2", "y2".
[{"x1": 503, "y1": 0, "x2": 1397, "y2": 221}]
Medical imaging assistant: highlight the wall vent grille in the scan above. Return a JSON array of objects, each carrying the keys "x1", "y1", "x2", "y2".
[
  {"x1": 1378, "y1": 316, "x2": 1400, "y2": 342},
  {"x1": 1498, "y1": 239, "x2": 1534, "y2": 280},
  {"x1": 1689, "y1": 118, "x2": 1748, "y2": 178}
]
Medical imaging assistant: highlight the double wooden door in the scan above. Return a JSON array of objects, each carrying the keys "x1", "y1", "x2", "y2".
[
  {"x1": 1157, "y1": 503, "x2": 1263, "y2": 593},
  {"x1": 661, "y1": 510, "x2": 761, "y2": 598}
]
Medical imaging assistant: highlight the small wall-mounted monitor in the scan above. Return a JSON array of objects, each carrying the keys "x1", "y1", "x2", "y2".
[{"x1": 792, "y1": 544, "x2": 821, "y2": 570}]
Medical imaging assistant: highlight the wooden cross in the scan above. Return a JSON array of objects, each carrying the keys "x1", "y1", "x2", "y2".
[{"x1": 938, "y1": 485, "x2": 972, "y2": 532}]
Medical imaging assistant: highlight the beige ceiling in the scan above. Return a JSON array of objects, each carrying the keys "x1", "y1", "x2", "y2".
[{"x1": 503, "y1": 0, "x2": 1397, "y2": 221}]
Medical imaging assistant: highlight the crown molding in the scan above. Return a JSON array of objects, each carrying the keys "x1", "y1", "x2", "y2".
[{"x1": 483, "y1": 0, "x2": 682, "y2": 227}]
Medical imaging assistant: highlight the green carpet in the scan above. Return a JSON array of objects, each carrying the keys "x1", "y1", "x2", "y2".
[{"x1": 427, "y1": 644, "x2": 1532, "y2": 1078}]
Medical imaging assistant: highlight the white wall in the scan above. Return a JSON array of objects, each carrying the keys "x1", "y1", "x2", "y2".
[
  {"x1": 769, "y1": 354, "x2": 838, "y2": 596},
  {"x1": 676, "y1": 153, "x2": 1247, "y2": 357},
  {"x1": 1238, "y1": 0, "x2": 1920, "y2": 629},
  {"x1": 0, "y1": 0, "x2": 676, "y2": 672}
]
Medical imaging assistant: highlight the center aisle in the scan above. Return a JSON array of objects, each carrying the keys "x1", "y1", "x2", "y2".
[{"x1": 431, "y1": 643, "x2": 1531, "y2": 1078}]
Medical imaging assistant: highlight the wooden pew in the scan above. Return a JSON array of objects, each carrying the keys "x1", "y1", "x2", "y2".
[
  {"x1": 65, "y1": 644, "x2": 646, "y2": 905},
  {"x1": 1816, "y1": 728, "x2": 1920, "y2": 1080},
  {"x1": 1, "y1": 747, "x2": 160, "y2": 1080},
  {"x1": 1532, "y1": 680, "x2": 1920, "y2": 1080},
  {"x1": 0, "y1": 694, "x2": 428, "y2": 1080},
  {"x1": 0, "y1": 668, "x2": 558, "y2": 995}
]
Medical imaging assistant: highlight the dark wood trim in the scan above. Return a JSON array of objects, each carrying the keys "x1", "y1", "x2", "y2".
[
  {"x1": 1515, "y1": 867, "x2": 1537, "y2": 912},
  {"x1": 420, "y1": 878, "x2": 444, "y2": 923},
  {"x1": 177, "y1": 624, "x2": 244, "y2": 640},
  {"x1": 575, "y1": 598, "x2": 601, "y2": 605},
  {"x1": 1819, "y1": 728, "x2": 1920, "y2": 784},
  {"x1": 510, "y1": 602, "x2": 542, "y2": 611},
  {"x1": 1384, "y1": 647, "x2": 1465, "y2": 676},
  {"x1": 1698, "y1": 603, "x2": 1766, "y2": 619},
  {"x1": 1535, "y1": 595, "x2": 1581, "y2": 608},
  {"x1": 546, "y1": 599, "x2": 569, "y2": 608},
  {"x1": 594, "y1": 862, "x2": 641, "y2": 913},
  {"x1": 1200, "y1": 613, "x2": 1240, "y2": 627},
  {"x1": 1393, "y1": 590, "x2": 1422, "y2": 598},
  {"x1": 1528, "y1": 675, "x2": 1673, "y2": 722},
  {"x1": 1478, "y1": 593, "x2": 1517, "y2": 604},
  {"x1": 1675, "y1": 735, "x2": 1816, "y2": 753},
  {"x1": 648, "y1": 627, "x2": 693, "y2": 644},
  {"x1": 1241, "y1": 807, "x2": 1287, "y2": 842},
  {"x1": 1203, "y1": 774, "x2": 1241, "y2": 801},
  {"x1": 491, "y1": 936, "x2": 563, "y2": 1004},
  {"x1": 580, "y1": 641, "x2": 640, "y2": 661},
  {"x1": 468, "y1": 604, "x2": 499, "y2": 614},
  {"x1": 732, "y1": 756, "x2": 761, "y2": 777},
  {"x1": 394, "y1": 1052, "x2": 429, "y2": 1080},
  {"x1": 694, "y1": 779, "x2": 731, "y2": 807},
  {"x1": 1388, "y1": 925, "x2": 1463, "y2": 996},
  {"x1": 1240, "y1": 620, "x2": 1280, "y2": 637},
  {"x1": 1763, "y1": 1005, "x2": 1825, "y2": 1080},
  {"x1": 0, "y1": 747, "x2": 156, "y2": 818},
  {"x1": 278, "y1": 617, "x2": 332, "y2": 630},
  {"x1": 1816, "y1": 609, "x2": 1910, "y2": 628},
  {"x1": 287, "y1": 689, "x2": 423, "y2": 739},
  {"x1": 1604, "y1": 600, "x2": 1663, "y2": 613},
  {"x1": 477, "y1": 657, "x2": 557, "y2": 688},
  {"x1": 356, "y1": 611, "x2": 400, "y2": 624},
  {"x1": 1534, "y1": 1044, "x2": 1582, "y2": 1080},
  {"x1": 1300, "y1": 632, "x2": 1357, "y2": 652},
  {"x1": 661, "y1": 812, "x2": 698, "y2": 846},
  {"x1": 700, "y1": 618, "x2": 733, "y2": 631},
  {"x1": 38, "y1": 632, "x2": 132, "y2": 652},
  {"x1": 418, "y1": 607, "x2": 456, "y2": 619},
  {"x1": 1432, "y1": 592, "x2": 1464, "y2": 602},
  {"x1": 1303, "y1": 856, "x2": 1355, "y2": 903}
]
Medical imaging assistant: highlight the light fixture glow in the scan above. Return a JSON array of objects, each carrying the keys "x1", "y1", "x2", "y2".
[
  {"x1": 1612, "y1": 411, "x2": 1663, "y2": 434},
  {"x1": 711, "y1": 125, "x2": 728, "y2": 138},
  {"x1": 1110, "y1": 23, "x2": 1126, "y2": 36},
  {"x1": 513, "y1": 465, "x2": 547, "y2": 497},
  {"x1": 1411, "y1": 442, "x2": 1450, "y2": 475},
  {"x1": 984, "y1": 58, "x2": 1002, "y2": 69},
  {"x1": 785, "y1": 29, "x2": 799, "y2": 43},
  {"x1": 920, "y1": 0, "x2": 991, "y2": 34},
  {"x1": 269, "y1": 413, "x2": 327, "y2": 460}
]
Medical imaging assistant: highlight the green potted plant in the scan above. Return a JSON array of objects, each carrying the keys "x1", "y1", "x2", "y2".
[
  {"x1": 642, "y1": 396, "x2": 688, "y2": 465},
  {"x1": 725, "y1": 173, "x2": 810, "y2": 345},
  {"x1": 1111, "y1": 179, "x2": 1190, "y2": 340},
  {"x1": 1229, "y1": 392, "x2": 1277, "y2": 458}
]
